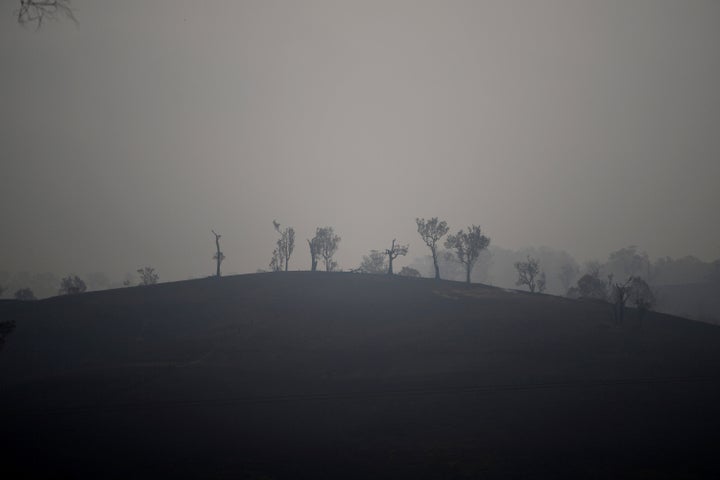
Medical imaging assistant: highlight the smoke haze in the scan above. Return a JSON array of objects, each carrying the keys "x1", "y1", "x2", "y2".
[{"x1": 1, "y1": 1, "x2": 719, "y2": 282}]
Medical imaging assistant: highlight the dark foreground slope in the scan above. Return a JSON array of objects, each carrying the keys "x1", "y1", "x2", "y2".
[{"x1": 2, "y1": 272, "x2": 720, "y2": 479}]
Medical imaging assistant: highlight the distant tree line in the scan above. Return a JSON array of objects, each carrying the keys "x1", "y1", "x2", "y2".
[
  {"x1": 256, "y1": 216, "x2": 494, "y2": 285},
  {"x1": 347, "y1": 217, "x2": 492, "y2": 284},
  {"x1": 567, "y1": 265, "x2": 655, "y2": 325},
  {"x1": 264, "y1": 223, "x2": 341, "y2": 273},
  {"x1": 1, "y1": 217, "x2": 715, "y2": 330}
]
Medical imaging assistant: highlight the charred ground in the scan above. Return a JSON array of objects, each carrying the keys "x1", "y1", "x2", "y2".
[{"x1": 2, "y1": 272, "x2": 720, "y2": 479}]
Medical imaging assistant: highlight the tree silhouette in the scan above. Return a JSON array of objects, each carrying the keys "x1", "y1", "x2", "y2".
[
  {"x1": 137, "y1": 267, "x2": 159, "y2": 286},
  {"x1": 307, "y1": 237, "x2": 320, "y2": 272},
  {"x1": 17, "y1": 0, "x2": 76, "y2": 28},
  {"x1": 58, "y1": 275, "x2": 87, "y2": 295},
  {"x1": 359, "y1": 250, "x2": 387, "y2": 274},
  {"x1": 313, "y1": 227, "x2": 340, "y2": 272},
  {"x1": 385, "y1": 239, "x2": 409, "y2": 275},
  {"x1": 572, "y1": 273, "x2": 608, "y2": 300},
  {"x1": 212, "y1": 230, "x2": 225, "y2": 278},
  {"x1": 514, "y1": 256, "x2": 545, "y2": 293},
  {"x1": 444, "y1": 225, "x2": 490, "y2": 284},
  {"x1": 416, "y1": 217, "x2": 449, "y2": 280},
  {"x1": 270, "y1": 221, "x2": 295, "y2": 272},
  {"x1": 611, "y1": 277, "x2": 633, "y2": 324}
]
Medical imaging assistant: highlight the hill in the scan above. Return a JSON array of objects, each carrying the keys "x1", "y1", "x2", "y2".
[
  {"x1": 655, "y1": 282, "x2": 720, "y2": 325},
  {"x1": 2, "y1": 272, "x2": 720, "y2": 479}
]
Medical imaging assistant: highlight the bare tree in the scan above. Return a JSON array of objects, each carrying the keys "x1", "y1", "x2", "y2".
[
  {"x1": 611, "y1": 277, "x2": 633, "y2": 324},
  {"x1": 385, "y1": 239, "x2": 409, "y2": 275},
  {"x1": 137, "y1": 267, "x2": 159, "y2": 286},
  {"x1": 609, "y1": 275, "x2": 655, "y2": 325},
  {"x1": 269, "y1": 247, "x2": 282, "y2": 272},
  {"x1": 313, "y1": 227, "x2": 340, "y2": 272},
  {"x1": 17, "y1": 0, "x2": 76, "y2": 28},
  {"x1": 359, "y1": 250, "x2": 387, "y2": 274},
  {"x1": 307, "y1": 237, "x2": 320, "y2": 272},
  {"x1": 270, "y1": 221, "x2": 295, "y2": 272},
  {"x1": 284, "y1": 225, "x2": 296, "y2": 271},
  {"x1": 444, "y1": 225, "x2": 490, "y2": 284},
  {"x1": 58, "y1": 275, "x2": 86, "y2": 295},
  {"x1": 212, "y1": 230, "x2": 225, "y2": 278},
  {"x1": 416, "y1": 217, "x2": 449, "y2": 280},
  {"x1": 514, "y1": 256, "x2": 545, "y2": 293}
]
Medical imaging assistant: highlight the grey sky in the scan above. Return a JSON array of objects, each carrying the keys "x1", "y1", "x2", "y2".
[{"x1": 1, "y1": 0, "x2": 719, "y2": 281}]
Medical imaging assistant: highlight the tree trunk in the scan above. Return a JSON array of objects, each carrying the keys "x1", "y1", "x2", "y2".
[
  {"x1": 308, "y1": 239, "x2": 317, "y2": 272},
  {"x1": 216, "y1": 239, "x2": 221, "y2": 277},
  {"x1": 466, "y1": 265, "x2": 471, "y2": 284},
  {"x1": 213, "y1": 230, "x2": 222, "y2": 278},
  {"x1": 387, "y1": 238, "x2": 395, "y2": 275},
  {"x1": 432, "y1": 248, "x2": 440, "y2": 280}
]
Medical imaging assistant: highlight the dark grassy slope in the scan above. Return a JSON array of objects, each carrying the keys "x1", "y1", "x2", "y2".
[
  {"x1": 655, "y1": 282, "x2": 720, "y2": 324},
  {"x1": 2, "y1": 272, "x2": 720, "y2": 479}
]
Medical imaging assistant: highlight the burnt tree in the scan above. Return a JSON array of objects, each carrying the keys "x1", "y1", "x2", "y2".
[
  {"x1": 307, "y1": 238, "x2": 320, "y2": 272},
  {"x1": 416, "y1": 217, "x2": 449, "y2": 280},
  {"x1": 444, "y1": 225, "x2": 490, "y2": 284},
  {"x1": 385, "y1": 239, "x2": 409, "y2": 275},
  {"x1": 212, "y1": 230, "x2": 225, "y2": 278},
  {"x1": 313, "y1": 227, "x2": 340, "y2": 272}
]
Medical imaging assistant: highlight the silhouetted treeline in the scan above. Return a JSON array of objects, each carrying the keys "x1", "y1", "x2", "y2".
[{"x1": 406, "y1": 245, "x2": 720, "y2": 323}]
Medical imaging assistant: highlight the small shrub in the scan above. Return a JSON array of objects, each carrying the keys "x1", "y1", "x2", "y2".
[
  {"x1": 137, "y1": 267, "x2": 159, "y2": 286},
  {"x1": 398, "y1": 267, "x2": 422, "y2": 278}
]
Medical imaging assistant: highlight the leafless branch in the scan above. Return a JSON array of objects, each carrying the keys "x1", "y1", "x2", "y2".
[{"x1": 17, "y1": 0, "x2": 77, "y2": 28}]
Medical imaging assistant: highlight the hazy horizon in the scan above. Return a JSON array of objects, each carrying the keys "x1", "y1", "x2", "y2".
[{"x1": 2, "y1": 1, "x2": 719, "y2": 282}]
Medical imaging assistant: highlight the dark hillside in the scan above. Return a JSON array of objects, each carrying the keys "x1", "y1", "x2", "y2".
[
  {"x1": 655, "y1": 282, "x2": 720, "y2": 325},
  {"x1": 2, "y1": 272, "x2": 720, "y2": 479}
]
